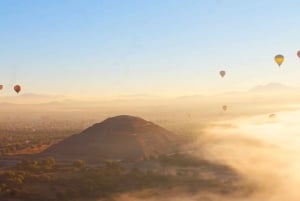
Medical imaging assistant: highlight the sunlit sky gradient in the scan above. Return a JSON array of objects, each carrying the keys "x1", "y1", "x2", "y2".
[{"x1": 1, "y1": 0, "x2": 300, "y2": 97}]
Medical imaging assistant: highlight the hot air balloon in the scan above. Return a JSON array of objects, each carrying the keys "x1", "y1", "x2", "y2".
[
  {"x1": 0, "y1": 85, "x2": 3, "y2": 90},
  {"x1": 222, "y1": 105, "x2": 227, "y2": 111},
  {"x1": 274, "y1": 55, "x2": 284, "y2": 66},
  {"x1": 14, "y1": 85, "x2": 21, "y2": 94},
  {"x1": 297, "y1": 51, "x2": 300, "y2": 58},
  {"x1": 269, "y1": 114, "x2": 276, "y2": 119},
  {"x1": 219, "y1": 70, "x2": 226, "y2": 78}
]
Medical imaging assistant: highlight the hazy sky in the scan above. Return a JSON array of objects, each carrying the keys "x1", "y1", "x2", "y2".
[{"x1": 1, "y1": 0, "x2": 300, "y2": 97}]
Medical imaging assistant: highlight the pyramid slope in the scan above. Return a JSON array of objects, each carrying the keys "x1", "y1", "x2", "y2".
[{"x1": 44, "y1": 115, "x2": 180, "y2": 161}]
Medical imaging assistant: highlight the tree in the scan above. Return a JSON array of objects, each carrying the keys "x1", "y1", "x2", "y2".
[
  {"x1": 42, "y1": 157, "x2": 56, "y2": 169},
  {"x1": 72, "y1": 160, "x2": 85, "y2": 169},
  {"x1": 104, "y1": 161, "x2": 124, "y2": 175},
  {"x1": 16, "y1": 159, "x2": 39, "y2": 171}
]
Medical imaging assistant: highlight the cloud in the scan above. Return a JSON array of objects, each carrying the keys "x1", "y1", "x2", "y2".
[{"x1": 111, "y1": 109, "x2": 300, "y2": 201}]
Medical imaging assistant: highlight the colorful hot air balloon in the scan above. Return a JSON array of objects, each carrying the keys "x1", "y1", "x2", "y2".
[
  {"x1": 0, "y1": 85, "x2": 3, "y2": 90},
  {"x1": 297, "y1": 50, "x2": 300, "y2": 58},
  {"x1": 14, "y1": 85, "x2": 21, "y2": 94},
  {"x1": 219, "y1": 70, "x2": 226, "y2": 78},
  {"x1": 222, "y1": 105, "x2": 227, "y2": 111},
  {"x1": 274, "y1": 55, "x2": 284, "y2": 67}
]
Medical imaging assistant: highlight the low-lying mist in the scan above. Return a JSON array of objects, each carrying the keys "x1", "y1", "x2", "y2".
[
  {"x1": 2, "y1": 91, "x2": 300, "y2": 200},
  {"x1": 110, "y1": 109, "x2": 300, "y2": 201},
  {"x1": 195, "y1": 110, "x2": 300, "y2": 201}
]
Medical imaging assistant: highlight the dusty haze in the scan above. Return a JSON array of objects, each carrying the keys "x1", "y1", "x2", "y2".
[{"x1": 1, "y1": 83, "x2": 300, "y2": 200}]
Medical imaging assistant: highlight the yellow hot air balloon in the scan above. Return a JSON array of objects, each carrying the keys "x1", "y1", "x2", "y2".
[
  {"x1": 274, "y1": 54, "x2": 284, "y2": 66},
  {"x1": 219, "y1": 70, "x2": 226, "y2": 78}
]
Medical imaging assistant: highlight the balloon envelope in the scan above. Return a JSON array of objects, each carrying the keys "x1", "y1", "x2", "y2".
[
  {"x1": 297, "y1": 51, "x2": 300, "y2": 58},
  {"x1": 222, "y1": 105, "x2": 227, "y2": 111},
  {"x1": 0, "y1": 85, "x2": 3, "y2": 90},
  {"x1": 274, "y1": 55, "x2": 284, "y2": 66},
  {"x1": 219, "y1": 70, "x2": 226, "y2": 78},
  {"x1": 14, "y1": 85, "x2": 21, "y2": 94}
]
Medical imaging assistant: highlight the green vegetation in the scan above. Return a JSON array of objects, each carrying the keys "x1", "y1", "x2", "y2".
[{"x1": 0, "y1": 155, "x2": 246, "y2": 201}]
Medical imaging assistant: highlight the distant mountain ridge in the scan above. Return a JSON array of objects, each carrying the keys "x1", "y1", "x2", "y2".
[
  {"x1": 249, "y1": 83, "x2": 297, "y2": 93},
  {"x1": 1, "y1": 83, "x2": 299, "y2": 107}
]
